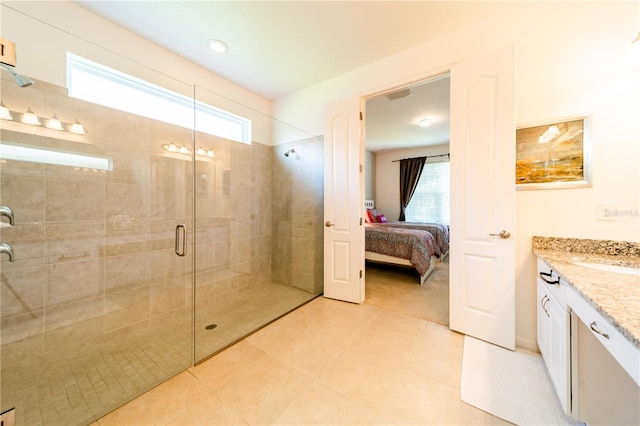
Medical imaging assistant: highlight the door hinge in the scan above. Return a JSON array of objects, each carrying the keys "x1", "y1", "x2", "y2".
[
  {"x1": 360, "y1": 217, "x2": 363, "y2": 225},
  {"x1": 359, "y1": 269, "x2": 363, "y2": 278},
  {"x1": 359, "y1": 164, "x2": 363, "y2": 173},
  {"x1": 359, "y1": 111, "x2": 363, "y2": 120}
]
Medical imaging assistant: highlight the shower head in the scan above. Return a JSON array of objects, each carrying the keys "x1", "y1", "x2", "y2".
[
  {"x1": 284, "y1": 148, "x2": 296, "y2": 157},
  {"x1": 0, "y1": 63, "x2": 34, "y2": 87}
]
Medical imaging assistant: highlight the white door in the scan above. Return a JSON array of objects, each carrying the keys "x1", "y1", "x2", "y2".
[
  {"x1": 323, "y1": 97, "x2": 365, "y2": 303},
  {"x1": 449, "y1": 46, "x2": 516, "y2": 350}
]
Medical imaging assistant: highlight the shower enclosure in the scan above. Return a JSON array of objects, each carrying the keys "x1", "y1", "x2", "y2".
[{"x1": 0, "y1": 6, "x2": 323, "y2": 425}]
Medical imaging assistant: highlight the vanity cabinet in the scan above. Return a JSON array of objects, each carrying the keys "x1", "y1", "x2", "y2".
[
  {"x1": 567, "y1": 285, "x2": 640, "y2": 425},
  {"x1": 536, "y1": 257, "x2": 570, "y2": 414}
]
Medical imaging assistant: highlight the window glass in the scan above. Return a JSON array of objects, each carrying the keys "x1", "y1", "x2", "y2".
[
  {"x1": 405, "y1": 160, "x2": 450, "y2": 225},
  {"x1": 66, "y1": 53, "x2": 251, "y2": 144}
]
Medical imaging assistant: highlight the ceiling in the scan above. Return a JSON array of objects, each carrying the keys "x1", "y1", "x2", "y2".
[{"x1": 74, "y1": 1, "x2": 506, "y2": 151}]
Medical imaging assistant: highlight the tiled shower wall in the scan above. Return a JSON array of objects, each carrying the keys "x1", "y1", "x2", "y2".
[
  {"x1": 271, "y1": 138, "x2": 324, "y2": 294},
  {"x1": 194, "y1": 135, "x2": 273, "y2": 307}
]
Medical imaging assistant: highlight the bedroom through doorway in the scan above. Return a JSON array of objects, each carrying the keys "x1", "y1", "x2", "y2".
[{"x1": 363, "y1": 74, "x2": 451, "y2": 326}]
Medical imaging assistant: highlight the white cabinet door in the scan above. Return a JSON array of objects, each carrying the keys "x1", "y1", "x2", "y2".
[
  {"x1": 536, "y1": 280, "x2": 549, "y2": 358},
  {"x1": 536, "y1": 259, "x2": 570, "y2": 415},
  {"x1": 547, "y1": 291, "x2": 570, "y2": 413}
]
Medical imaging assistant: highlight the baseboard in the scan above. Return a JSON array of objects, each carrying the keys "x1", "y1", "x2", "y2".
[{"x1": 516, "y1": 335, "x2": 539, "y2": 353}]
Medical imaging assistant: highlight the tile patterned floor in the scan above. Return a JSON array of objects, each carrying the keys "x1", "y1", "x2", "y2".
[{"x1": 96, "y1": 262, "x2": 512, "y2": 425}]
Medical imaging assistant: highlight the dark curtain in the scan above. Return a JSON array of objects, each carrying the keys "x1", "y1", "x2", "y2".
[{"x1": 399, "y1": 157, "x2": 426, "y2": 221}]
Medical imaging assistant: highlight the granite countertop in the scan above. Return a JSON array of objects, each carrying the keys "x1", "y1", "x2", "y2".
[{"x1": 533, "y1": 236, "x2": 640, "y2": 349}]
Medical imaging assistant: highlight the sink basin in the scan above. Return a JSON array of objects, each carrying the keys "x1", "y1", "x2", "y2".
[{"x1": 571, "y1": 261, "x2": 640, "y2": 276}]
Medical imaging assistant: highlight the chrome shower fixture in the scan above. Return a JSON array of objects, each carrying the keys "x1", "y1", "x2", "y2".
[
  {"x1": 0, "y1": 63, "x2": 34, "y2": 87},
  {"x1": 284, "y1": 148, "x2": 296, "y2": 157}
]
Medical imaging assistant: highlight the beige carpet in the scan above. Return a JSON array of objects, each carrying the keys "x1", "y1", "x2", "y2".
[
  {"x1": 461, "y1": 336, "x2": 584, "y2": 426},
  {"x1": 364, "y1": 258, "x2": 449, "y2": 326}
]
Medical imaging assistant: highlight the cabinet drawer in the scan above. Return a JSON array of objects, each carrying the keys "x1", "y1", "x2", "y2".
[
  {"x1": 567, "y1": 286, "x2": 640, "y2": 386},
  {"x1": 537, "y1": 257, "x2": 565, "y2": 305}
]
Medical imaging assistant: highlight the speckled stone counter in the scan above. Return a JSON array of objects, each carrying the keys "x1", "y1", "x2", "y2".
[{"x1": 533, "y1": 236, "x2": 640, "y2": 348}]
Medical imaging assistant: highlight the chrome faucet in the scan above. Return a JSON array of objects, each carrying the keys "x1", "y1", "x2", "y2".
[
  {"x1": 0, "y1": 242, "x2": 14, "y2": 262},
  {"x1": 0, "y1": 206, "x2": 15, "y2": 226}
]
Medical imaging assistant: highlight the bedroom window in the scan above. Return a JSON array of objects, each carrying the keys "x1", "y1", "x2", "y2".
[
  {"x1": 66, "y1": 53, "x2": 251, "y2": 144},
  {"x1": 405, "y1": 160, "x2": 450, "y2": 225}
]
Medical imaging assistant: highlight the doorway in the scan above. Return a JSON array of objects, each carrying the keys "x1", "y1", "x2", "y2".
[{"x1": 363, "y1": 74, "x2": 451, "y2": 326}]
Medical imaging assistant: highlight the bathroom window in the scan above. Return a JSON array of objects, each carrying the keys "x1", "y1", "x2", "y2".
[
  {"x1": 405, "y1": 160, "x2": 450, "y2": 225},
  {"x1": 66, "y1": 53, "x2": 251, "y2": 144}
]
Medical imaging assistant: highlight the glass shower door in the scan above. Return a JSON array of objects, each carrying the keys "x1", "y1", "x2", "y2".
[
  {"x1": 0, "y1": 8, "x2": 194, "y2": 424},
  {"x1": 193, "y1": 85, "x2": 324, "y2": 363}
]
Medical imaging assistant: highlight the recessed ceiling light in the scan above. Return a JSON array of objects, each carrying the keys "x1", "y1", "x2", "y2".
[
  {"x1": 208, "y1": 39, "x2": 229, "y2": 54},
  {"x1": 418, "y1": 118, "x2": 432, "y2": 127}
]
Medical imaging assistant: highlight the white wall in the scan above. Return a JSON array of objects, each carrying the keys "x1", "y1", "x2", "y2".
[
  {"x1": 364, "y1": 149, "x2": 376, "y2": 200},
  {"x1": 274, "y1": 2, "x2": 640, "y2": 350},
  {"x1": 372, "y1": 144, "x2": 450, "y2": 220}
]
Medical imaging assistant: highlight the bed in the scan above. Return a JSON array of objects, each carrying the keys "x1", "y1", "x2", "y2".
[
  {"x1": 363, "y1": 200, "x2": 450, "y2": 285},
  {"x1": 370, "y1": 221, "x2": 449, "y2": 260},
  {"x1": 364, "y1": 224, "x2": 438, "y2": 285}
]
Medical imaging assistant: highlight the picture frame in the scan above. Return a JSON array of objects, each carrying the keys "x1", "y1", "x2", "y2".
[{"x1": 515, "y1": 115, "x2": 591, "y2": 190}]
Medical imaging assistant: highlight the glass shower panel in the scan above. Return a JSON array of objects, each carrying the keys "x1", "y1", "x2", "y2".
[
  {"x1": 193, "y1": 86, "x2": 324, "y2": 363},
  {"x1": 0, "y1": 8, "x2": 194, "y2": 425}
]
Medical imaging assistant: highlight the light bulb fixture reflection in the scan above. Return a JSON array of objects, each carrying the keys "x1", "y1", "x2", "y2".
[
  {"x1": 70, "y1": 120, "x2": 86, "y2": 135},
  {"x1": 162, "y1": 143, "x2": 214, "y2": 159},
  {"x1": 46, "y1": 114, "x2": 64, "y2": 131},
  {"x1": 2, "y1": 106, "x2": 88, "y2": 135},
  {"x1": 0, "y1": 102, "x2": 12, "y2": 120},
  {"x1": 22, "y1": 107, "x2": 41, "y2": 125}
]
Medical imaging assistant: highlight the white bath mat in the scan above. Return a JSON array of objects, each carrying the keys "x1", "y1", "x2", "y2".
[{"x1": 461, "y1": 336, "x2": 583, "y2": 426}]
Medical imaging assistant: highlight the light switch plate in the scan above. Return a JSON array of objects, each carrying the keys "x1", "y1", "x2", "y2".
[{"x1": 597, "y1": 203, "x2": 615, "y2": 221}]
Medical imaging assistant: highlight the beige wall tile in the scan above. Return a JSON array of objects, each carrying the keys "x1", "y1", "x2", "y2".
[
  {"x1": 1, "y1": 176, "x2": 45, "y2": 223},
  {"x1": 48, "y1": 259, "x2": 104, "y2": 305},
  {"x1": 104, "y1": 286, "x2": 150, "y2": 332},
  {"x1": 46, "y1": 179, "x2": 105, "y2": 222},
  {"x1": 1, "y1": 265, "x2": 46, "y2": 317},
  {"x1": 105, "y1": 252, "x2": 149, "y2": 293}
]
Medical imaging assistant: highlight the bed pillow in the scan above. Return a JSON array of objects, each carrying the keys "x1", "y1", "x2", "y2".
[
  {"x1": 367, "y1": 208, "x2": 380, "y2": 222},
  {"x1": 376, "y1": 214, "x2": 387, "y2": 223},
  {"x1": 365, "y1": 209, "x2": 373, "y2": 223}
]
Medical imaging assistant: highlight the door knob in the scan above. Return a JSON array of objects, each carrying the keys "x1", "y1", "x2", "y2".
[
  {"x1": 489, "y1": 230, "x2": 511, "y2": 239},
  {"x1": 325, "y1": 221, "x2": 334, "y2": 227}
]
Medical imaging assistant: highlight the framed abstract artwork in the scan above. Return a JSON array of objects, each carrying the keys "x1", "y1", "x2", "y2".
[{"x1": 516, "y1": 116, "x2": 591, "y2": 190}]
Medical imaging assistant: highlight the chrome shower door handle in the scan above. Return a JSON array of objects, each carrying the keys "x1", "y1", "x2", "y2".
[
  {"x1": 175, "y1": 224, "x2": 187, "y2": 257},
  {"x1": 0, "y1": 205, "x2": 15, "y2": 226}
]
